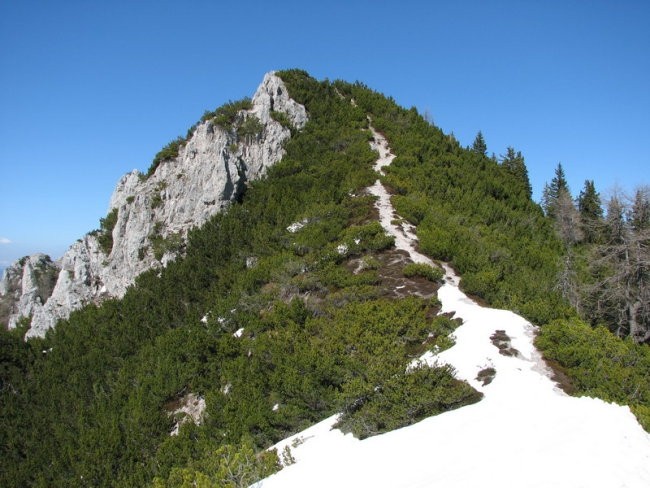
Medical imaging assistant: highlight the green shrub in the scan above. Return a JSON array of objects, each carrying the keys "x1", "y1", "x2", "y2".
[
  {"x1": 97, "y1": 208, "x2": 119, "y2": 255},
  {"x1": 236, "y1": 115, "x2": 264, "y2": 142},
  {"x1": 536, "y1": 318, "x2": 650, "y2": 431},
  {"x1": 151, "y1": 440, "x2": 280, "y2": 488},
  {"x1": 336, "y1": 364, "x2": 481, "y2": 439},
  {"x1": 270, "y1": 110, "x2": 294, "y2": 131},
  {"x1": 151, "y1": 232, "x2": 183, "y2": 261},
  {"x1": 151, "y1": 192, "x2": 163, "y2": 209},
  {"x1": 148, "y1": 136, "x2": 185, "y2": 176},
  {"x1": 403, "y1": 262, "x2": 444, "y2": 282},
  {"x1": 204, "y1": 98, "x2": 252, "y2": 130}
]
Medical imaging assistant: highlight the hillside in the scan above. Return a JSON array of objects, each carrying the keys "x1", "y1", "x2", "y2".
[
  {"x1": 262, "y1": 271, "x2": 650, "y2": 487},
  {"x1": 261, "y1": 127, "x2": 649, "y2": 487},
  {"x1": 1, "y1": 70, "x2": 649, "y2": 487}
]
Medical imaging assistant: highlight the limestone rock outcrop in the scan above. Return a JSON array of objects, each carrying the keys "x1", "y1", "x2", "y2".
[
  {"x1": 0, "y1": 72, "x2": 307, "y2": 338},
  {"x1": 0, "y1": 254, "x2": 60, "y2": 329}
]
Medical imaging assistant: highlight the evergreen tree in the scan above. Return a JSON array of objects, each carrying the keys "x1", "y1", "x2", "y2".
[
  {"x1": 577, "y1": 180, "x2": 603, "y2": 243},
  {"x1": 471, "y1": 131, "x2": 487, "y2": 156},
  {"x1": 500, "y1": 146, "x2": 532, "y2": 198},
  {"x1": 631, "y1": 187, "x2": 650, "y2": 232},
  {"x1": 541, "y1": 163, "x2": 570, "y2": 218}
]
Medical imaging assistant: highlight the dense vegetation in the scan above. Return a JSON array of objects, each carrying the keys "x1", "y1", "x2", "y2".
[
  {"x1": 536, "y1": 318, "x2": 650, "y2": 431},
  {"x1": 1, "y1": 69, "x2": 648, "y2": 487},
  {"x1": 540, "y1": 164, "x2": 649, "y2": 343}
]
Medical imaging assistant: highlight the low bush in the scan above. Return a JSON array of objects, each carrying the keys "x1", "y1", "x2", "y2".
[
  {"x1": 336, "y1": 364, "x2": 482, "y2": 439},
  {"x1": 403, "y1": 262, "x2": 444, "y2": 282},
  {"x1": 203, "y1": 98, "x2": 253, "y2": 130},
  {"x1": 148, "y1": 137, "x2": 185, "y2": 176},
  {"x1": 536, "y1": 318, "x2": 650, "y2": 431},
  {"x1": 270, "y1": 110, "x2": 294, "y2": 131},
  {"x1": 97, "y1": 208, "x2": 119, "y2": 255}
]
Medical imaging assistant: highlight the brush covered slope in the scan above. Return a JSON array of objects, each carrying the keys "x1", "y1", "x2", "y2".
[{"x1": 1, "y1": 70, "x2": 649, "y2": 487}]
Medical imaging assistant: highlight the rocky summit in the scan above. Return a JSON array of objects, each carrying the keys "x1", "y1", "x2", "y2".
[{"x1": 0, "y1": 72, "x2": 307, "y2": 338}]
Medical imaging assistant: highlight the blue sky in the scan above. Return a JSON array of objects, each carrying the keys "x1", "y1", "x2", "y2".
[{"x1": 1, "y1": 0, "x2": 648, "y2": 269}]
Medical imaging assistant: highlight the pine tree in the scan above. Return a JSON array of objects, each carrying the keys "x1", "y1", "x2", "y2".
[
  {"x1": 541, "y1": 163, "x2": 569, "y2": 218},
  {"x1": 500, "y1": 146, "x2": 532, "y2": 198},
  {"x1": 631, "y1": 187, "x2": 650, "y2": 232},
  {"x1": 577, "y1": 180, "x2": 603, "y2": 243},
  {"x1": 471, "y1": 131, "x2": 487, "y2": 156}
]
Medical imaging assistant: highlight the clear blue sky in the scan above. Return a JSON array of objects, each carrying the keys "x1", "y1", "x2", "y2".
[{"x1": 1, "y1": 0, "x2": 648, "y2": 269}]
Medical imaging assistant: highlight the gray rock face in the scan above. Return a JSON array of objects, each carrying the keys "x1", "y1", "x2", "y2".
[
  {"x1": 0, "y1": 72, "x2": 307, "y2": 338},
  {"x1": 0, "y1": 254, "x2": 60, "y2": 330}
]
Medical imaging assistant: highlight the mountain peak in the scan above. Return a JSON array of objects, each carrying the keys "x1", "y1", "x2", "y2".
[{"x1": 0, "y1": 72, "x2": 307, "y2": 338}]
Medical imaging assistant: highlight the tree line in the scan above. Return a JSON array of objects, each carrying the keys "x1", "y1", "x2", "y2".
[{"x1": 541, "y1": 163, "x2": 649, "y2": 343}]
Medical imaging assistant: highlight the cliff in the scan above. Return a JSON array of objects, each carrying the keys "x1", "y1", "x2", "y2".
[{"x1": 0, "y1": 72, "x2": 307, "y2": 338}]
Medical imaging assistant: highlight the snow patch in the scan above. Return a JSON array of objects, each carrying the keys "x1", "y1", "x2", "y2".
[{"x1": 287, "y1": 219, "x2": 309, "y2": 233}]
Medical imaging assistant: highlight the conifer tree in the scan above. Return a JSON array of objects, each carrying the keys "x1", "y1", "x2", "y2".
[
  {"x1": 577, "y1": 180, "x2": 603, "y2": 243},
  {"x1": 631, "y1": 187, "x2": 650, "y2": 232},
  {"x1": 541, "y1": 163, "x2": 569, "y2": 218},
  {"x1": 501, "y1": 146, "x2": 532, "y2": 198},
  {"x1": 471, "y1": 131, "x2": 487, "y2": 156}
]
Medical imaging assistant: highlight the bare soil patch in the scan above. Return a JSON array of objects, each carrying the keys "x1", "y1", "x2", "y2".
[{"x1": 490, "y1": 330, "x2": 520, "y2": 357}]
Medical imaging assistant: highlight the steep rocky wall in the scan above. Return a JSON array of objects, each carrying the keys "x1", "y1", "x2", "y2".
[
  {"x1": 0, "y1": 254, "x2": 60, "y2": 329},
  {"x1": 0, "y1": 72, "x2": 307, "y2": 338}
]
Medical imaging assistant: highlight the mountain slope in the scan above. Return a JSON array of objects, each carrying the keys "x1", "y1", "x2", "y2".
[
  {"x1": 263, "y1": 274, "x2": 650, "y2": 487},
  {"x1": 259, "y1": 124, "x2": 650, "y2": 488},
  {"x1": 1, "y1": 70, "x2": 649, "y2": 488}
]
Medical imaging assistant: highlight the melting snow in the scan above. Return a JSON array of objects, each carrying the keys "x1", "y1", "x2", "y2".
[
  {"x1": 258, "y1": 125, "x2": 650, "y2": 488},
  {"x1": 287, "y1": 219, "x2": 309, "y2": 233}
]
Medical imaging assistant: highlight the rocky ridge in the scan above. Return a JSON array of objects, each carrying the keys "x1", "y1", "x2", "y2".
[{"x1": 0, "y1": 72, "x2": 307, "y2": 338}]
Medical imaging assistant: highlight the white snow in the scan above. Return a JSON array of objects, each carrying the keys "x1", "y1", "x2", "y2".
[
  {"x1": 287, "y1": 218, "x2": 309, "y2": 233},
  {"x1": 257, "y1": 126, "x2": 650, "y2": 488},
  {"x1": 369, "y1": 125, "x2": 395, "y2": 175}
]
